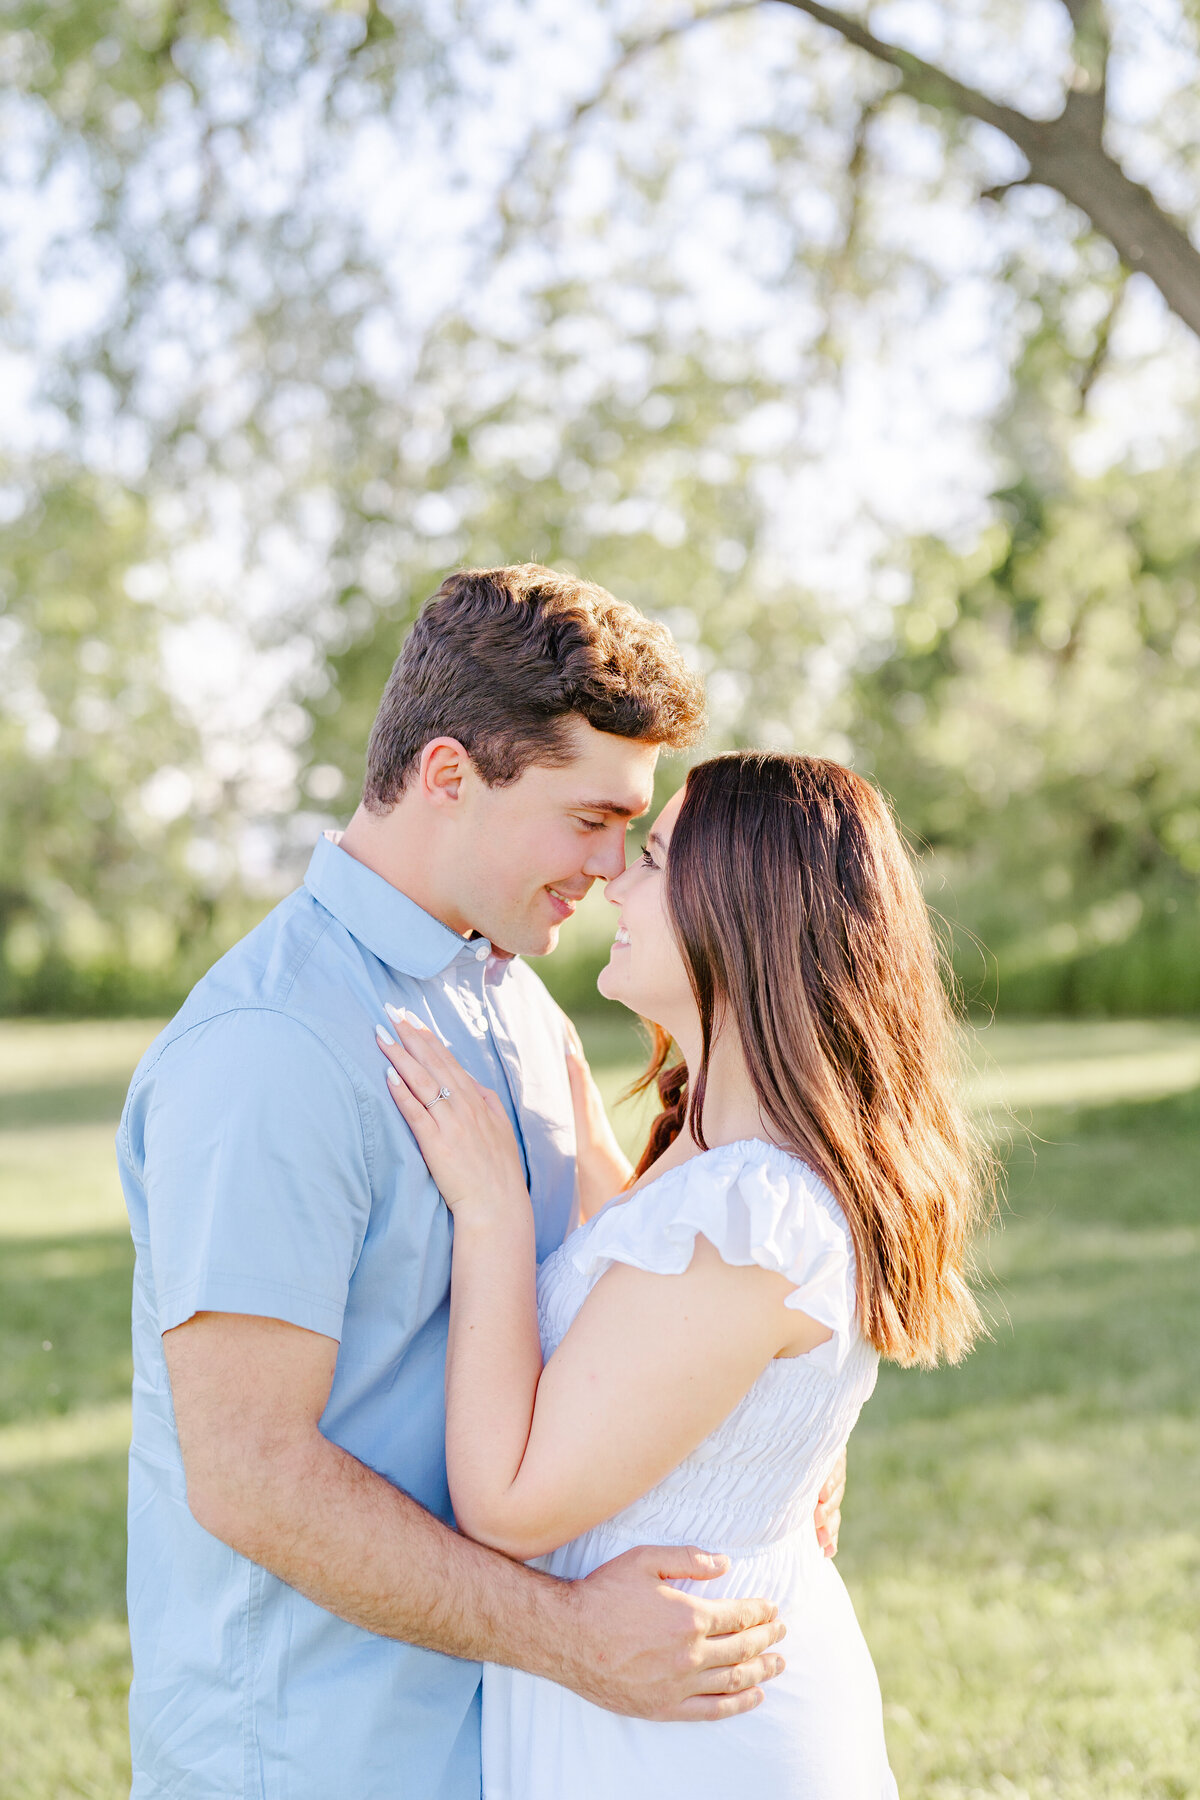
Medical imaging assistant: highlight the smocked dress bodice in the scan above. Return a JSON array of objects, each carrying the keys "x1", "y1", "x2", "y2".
[{"x1": 534, "y1": 1138, "x2": 879, "y2": 1554}]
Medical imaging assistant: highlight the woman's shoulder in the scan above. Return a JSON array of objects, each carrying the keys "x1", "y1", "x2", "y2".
[
  {"x1": 646, "y1": 1136, "x2": 850, "y2": 1236},
  {"x1": 571, "y1": 1137, "x2": 860, "y2": 1372}
]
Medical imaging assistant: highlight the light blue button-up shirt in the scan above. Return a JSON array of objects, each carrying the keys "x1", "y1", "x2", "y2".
[{"x1": 117, "y1": 834, "x2": 579, "y2": 1800}]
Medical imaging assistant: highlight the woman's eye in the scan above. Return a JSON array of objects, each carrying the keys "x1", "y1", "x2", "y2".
[{"x1": 638, "y1": 847, "x2": 657, "y2": 868}]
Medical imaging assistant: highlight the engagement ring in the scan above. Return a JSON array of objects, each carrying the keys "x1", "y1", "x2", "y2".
[{"x1": 427, "y1": 1086, "x2": 452, "y2": 1109}]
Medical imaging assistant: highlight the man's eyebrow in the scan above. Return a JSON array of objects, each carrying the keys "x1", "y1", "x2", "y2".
[{"x1": 571, "y1": 798, "x2": 649, "y2": 819}]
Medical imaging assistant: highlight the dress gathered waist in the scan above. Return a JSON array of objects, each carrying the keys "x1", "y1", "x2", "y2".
[{"x1": 533, "y1": 1510, "x2": 827, "y2": 1589}]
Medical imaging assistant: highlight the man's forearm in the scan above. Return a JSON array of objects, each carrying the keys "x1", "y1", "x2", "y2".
[
  {"x1": 167, "y1": 1312, "x2": 789, "y2": 1727},
  {"x1": 196, "y1": 1428, "x2": 573, "y2": 1672}
]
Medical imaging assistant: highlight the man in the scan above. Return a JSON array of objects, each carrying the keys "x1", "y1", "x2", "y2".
[{"x1": 118, "y1": 564, "x2": 843, "y2": 1799}]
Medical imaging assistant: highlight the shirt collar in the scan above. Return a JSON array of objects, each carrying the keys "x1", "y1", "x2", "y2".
[{"x1": 303, "y1": 832, "x2": 489, "y2": 979}]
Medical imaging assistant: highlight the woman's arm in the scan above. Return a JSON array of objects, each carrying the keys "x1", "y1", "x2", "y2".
[
  {"x1": 561, "y1": 1014, "x2": 634, "y2": 1221},
  {"x1": 461, "y1": 1235, "x2": 829, "y2": 1557},
  {"x1": 379, "y1": 1015, "x2": 831, "y2": 1562}
]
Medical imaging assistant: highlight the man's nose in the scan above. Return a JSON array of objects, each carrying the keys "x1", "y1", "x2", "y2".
[
  {"x1": 601, "y1": 860, "x2": 634, "y2": 903},
  {"x1": 585, "y1": 833, "x2": 629, "y2": 885}
]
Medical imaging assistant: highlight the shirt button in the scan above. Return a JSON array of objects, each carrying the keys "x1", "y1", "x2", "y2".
[{"x1": 475, "y1": 945, "x2": 489, "y2": 962}]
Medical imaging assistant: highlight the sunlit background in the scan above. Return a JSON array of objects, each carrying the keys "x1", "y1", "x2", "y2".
[{"x1": 2, "y1": 2, "x2": 1198, "y2": 1795}]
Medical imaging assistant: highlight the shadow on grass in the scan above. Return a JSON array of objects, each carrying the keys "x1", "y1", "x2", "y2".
[
  {"x1": 0, "y1": 1451, "x2": 127, "y2": 1642},
  {"x1": 1, "y1": 1234, "x2": 134, "y2": 1428}
]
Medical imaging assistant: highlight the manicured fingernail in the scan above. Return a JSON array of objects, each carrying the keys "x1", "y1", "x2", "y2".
[
  {"x1": 386, "y1": 1067, "x2": 401, "y2": 1087},
  {"x1": 384, "y1": 1003, "x2": 404, "y2": 1024},
  {"x1": 376, "y1": 1023, "x2": 395, "y2": 1045}
]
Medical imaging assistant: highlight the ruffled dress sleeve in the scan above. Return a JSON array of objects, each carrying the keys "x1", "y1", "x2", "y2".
[{"x1": 571, "y1": 1140, "x2": 858, "y2": 1376}]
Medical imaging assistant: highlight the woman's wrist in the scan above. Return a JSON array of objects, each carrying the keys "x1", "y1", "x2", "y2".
[{"x1": 449, "y1": 1191, "x2": 535, "y2": 1242}]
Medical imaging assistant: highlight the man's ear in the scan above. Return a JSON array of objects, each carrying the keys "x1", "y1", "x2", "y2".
[{"x1": 417, "y1": 738, "x2": 473, "y2": 808}]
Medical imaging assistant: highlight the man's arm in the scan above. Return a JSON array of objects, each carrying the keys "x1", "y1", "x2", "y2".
[{"x1": 165, "y1": 1311, "x2": 786, "y2": 1722}]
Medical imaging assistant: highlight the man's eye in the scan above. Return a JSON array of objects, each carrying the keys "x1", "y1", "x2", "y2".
[{"x1": 576, "y1": 818, "x2": 606, "y2": 832}]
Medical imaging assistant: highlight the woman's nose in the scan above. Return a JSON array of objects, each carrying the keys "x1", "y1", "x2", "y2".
[{"x1": 604, "y1": 866, "x2": 631, "y2": 903}]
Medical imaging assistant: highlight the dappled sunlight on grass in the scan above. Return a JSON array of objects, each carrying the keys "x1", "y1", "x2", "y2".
[
  {"x1": 0, "y1": 1021, "x2": 160, "y2": 1096},
  {"x1": 970, "y1": 1018, "x2": 1200, "y2": 1112},
  {"x1": 585, "y1": 1011, "x2": 1200, "y2": 1154},
  {"x1": 0, "y1": 1403, "x2": 133, "y2": 1475},
  {"x1": 0, "y1": 1129, "x2": 139, "y2": 1241}
]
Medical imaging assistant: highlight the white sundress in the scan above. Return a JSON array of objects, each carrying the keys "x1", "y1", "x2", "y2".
[{"x1": 482, "y1": 1137, "x2": 900, "y2": 1800}]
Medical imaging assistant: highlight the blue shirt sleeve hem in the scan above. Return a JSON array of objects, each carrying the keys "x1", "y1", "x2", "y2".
[{"x1": 158, "y1": 1274, "x2": 347, "y2": 1340}]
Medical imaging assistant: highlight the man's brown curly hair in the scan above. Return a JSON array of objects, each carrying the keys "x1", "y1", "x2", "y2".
[{"x1": 362, "y1": 564, "x2": 706, "y2": 810}]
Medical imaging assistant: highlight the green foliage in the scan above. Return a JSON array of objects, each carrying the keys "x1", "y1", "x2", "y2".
[
  {"x1": 0, "y1": 464, "x2": 247, "y2": 1011},
  {"x1": 854, "y1": 411, "x2": 1200, "y2": 1014}
]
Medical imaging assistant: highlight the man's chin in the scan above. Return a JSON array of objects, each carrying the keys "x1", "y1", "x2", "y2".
[{"x1": 489, "y1": 921, "x2": 558, "y2": 958}]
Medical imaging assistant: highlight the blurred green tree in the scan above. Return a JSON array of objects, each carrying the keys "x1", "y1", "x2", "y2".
[
  {"x1": 854, "y1": 307, "x2": 1200, "y2": 1012},
  {"x1": 3, "y1": 0, "x2": 1199, "y2": 1010},
  {"x1": 0, "y1": 462, "x2": 224, "y2": 1011}
]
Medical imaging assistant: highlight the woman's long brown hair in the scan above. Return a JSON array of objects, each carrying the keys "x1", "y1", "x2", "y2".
[{"x1": 627, "y1": 752, "x2": 991, "y2": 1368}]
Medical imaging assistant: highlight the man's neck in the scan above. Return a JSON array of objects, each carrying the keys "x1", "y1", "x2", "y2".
[{"x1": 336, "y1": 802, "x2": 473, "y2": 938}]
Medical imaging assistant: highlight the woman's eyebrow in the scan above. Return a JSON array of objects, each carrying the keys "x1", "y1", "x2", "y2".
[{"x1": 647, "y1": 830, "x2": 667, "y2": 854}]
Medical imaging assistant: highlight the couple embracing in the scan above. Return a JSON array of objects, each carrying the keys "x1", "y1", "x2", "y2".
[{"x1": 118, "y1": 563, "x2": 986, "y2": 1799}]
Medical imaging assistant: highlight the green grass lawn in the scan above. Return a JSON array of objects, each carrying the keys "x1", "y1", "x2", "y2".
[{"x1": 1, "y1": 1015, "x2": 1197, "y2": 1798}]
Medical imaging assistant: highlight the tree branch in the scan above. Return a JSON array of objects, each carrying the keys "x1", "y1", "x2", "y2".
[
  {"x1": 766, "y1": 0, "x2": 1200, "y2": 341},
  {"x1": 1056, "y1": 0, "x2": 1110, "y2": 149},
  {"x1": 981, "y1": 175, "x2": 1034, "y2": 204},
  {"x1": 770, "y1": 0, "x2": 1040, "y2": 141},
  {"x1": 816, "y1": 89, "x2": 889, "y2": 360},
  {"x1": 572, "y1": 2, "x2": 762, "y2": 135},
  {"x1": 500, "y1": 0, "x2": 1200, "y2": 343},
  {"x1": 492, "y1": 2, "x2": 760, "y2": 255},
  {"x1": 1077, "y1": 270, "x2": 1128, "y2": 411},
  {"x1": 835, "y1": 89, "x2": 883, "y2": 277}
]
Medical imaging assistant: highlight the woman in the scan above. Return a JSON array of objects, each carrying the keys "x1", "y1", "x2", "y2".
[{"x1": 377, "y1": 752, "x2": 989, "y2": 1799}]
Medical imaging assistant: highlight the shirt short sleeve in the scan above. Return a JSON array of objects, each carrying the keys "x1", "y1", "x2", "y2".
[{"x1": 139, "y1": 1008, "x2": 373, "y2": 1339}]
